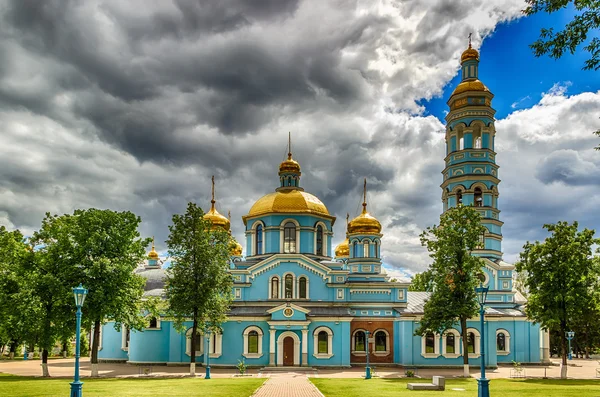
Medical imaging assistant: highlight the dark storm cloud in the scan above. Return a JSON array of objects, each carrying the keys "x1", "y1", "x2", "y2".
[{"x1": 535, "y1": 150, "x2": 600, "y2": 186}]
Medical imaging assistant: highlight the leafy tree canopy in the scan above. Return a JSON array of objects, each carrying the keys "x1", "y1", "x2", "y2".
[{"x1": 409, "y1": 269, "x2": 434, "y2": 292}]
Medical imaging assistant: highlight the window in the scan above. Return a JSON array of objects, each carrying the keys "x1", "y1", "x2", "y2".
[
  {"x1": 121, "y1": 326, "x2": 130, "y2": 351},
  {"x1": 299, "y1": 277, "x2": 307, "y2": 299},
  {"x1": 354, "y1": 331, "x2": 366, "y2": 352},
  {"x1": 284, "y1": 222, "x2": 296, "y2": 253},
  {"x1": 285, "y1": 274, "x2": 293, "y2": 299},
  {"x1": 363, "y1": 241, "x2": 370, "y2": 258},
  {"x1": 337, "y1": 288, "x2": 344, "y2": 299},
  {"x1": 497, "y1": 333, "x2": 505, "y2": 352},
  {"x1": 313, "y1": 327, "x2": 333, "y2": 358},
  {"x1": 243, "y1": 326, "x2": 263, "y2": 358},
  {"x1": 148, "y1": 317, "x2": 158, "y2": 329},
  {"x1": 425, "y1": 333, "x2": 435, "y2": 353},
  {"x1": 353, "y1": 241, "x2": 359, "y2": 258},
  {"x1": 316, "y1": 225, "x2": 323, "y2": 256},
  {"x1": 185, "y1": 328, "x2": 203, "y2": 356},
  {"x1": 496, "y1": 330, "x2": 510, "y2": 355},
  {"x1": 375, "y1": 331, "x2": 386, "y2": 352},
  {"x1": 475, "y1": 136, "x2": 482, "y2": 149},
  {"x1": 446, "y1": 334, "x2": 455, "y2": 354},
  {"x1": 271, "y1": 277, "x2": 280, "y2": 299},
  {"x1": 374, "y1": 241, "x2": 379, "y2": 258},
  {"x1": 256, "y1": 224, "x2": 263, "y2": 255},
  {"x1": 479, "y1": 230, "x2": 486, "y2": 249},
  {"x1": 456, "y1": 189, "x2": 463, "y2": 205},
  {"x1": 467, "y1": 332, "x2": 476, "y2": 353},
  {"x1": 474, "y1": 187, "x2": 483, "y2": 207},
  {"x1": 459, "y1": 136, "x2": 464, "y2": 150}
]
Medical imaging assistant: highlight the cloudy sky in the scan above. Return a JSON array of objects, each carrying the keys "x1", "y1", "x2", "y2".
[{"x1": 1, "y1": 0, "x2": 599, "y2": 277}]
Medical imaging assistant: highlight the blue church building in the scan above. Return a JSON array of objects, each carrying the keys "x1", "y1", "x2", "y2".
[{"x1": 97, "y1": 45, "x2": 549, "y2": 368}]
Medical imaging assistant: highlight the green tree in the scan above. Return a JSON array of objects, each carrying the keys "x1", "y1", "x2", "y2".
[
  {"x1": 38, "y1": 209, "x2": 149, "y2": 377},
  {"x1": 165, "y1": 202, "x2": 233, "y2": 376},
  {"x1": 416, "y1": 206, "x2": 486, "y2": 377},
  {"x1": 515, "y1": 221, "x2": 600, "y2": 378},
  {"x1": 525, "y1": 0, "x2": 600, "y2": 71},
  {"x1": 409, "y1": 269, "x2": 434, "y2": 292}
]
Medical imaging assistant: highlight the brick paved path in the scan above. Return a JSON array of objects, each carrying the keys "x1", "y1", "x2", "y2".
[{"x1": 253, "y1": 372, "x2": 323, "y2": 397}]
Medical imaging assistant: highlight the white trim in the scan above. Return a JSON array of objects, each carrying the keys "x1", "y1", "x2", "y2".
[
  {"x1": 269, "y1": 275, "x2": 280, "y2": 299},
  {"x1": 466, "y1": 328, "x2": 481, "y2": 358},
  {"x1": 185, "y1": 328, "x2": 203, "y2": 357},
  {"x1": 351, "y1": 329, "x2": 367, "y2": 354},
  {"x1": 282, "y1": 272, "x2": 297, "y2": 299},
  {"x1": 280, "y1": 219, "x2": 300, "y2": 254},
  {"x1": 421, "y1": 332, "x2": 440, "y2": 358},
  {"x1": 372, "y1": 329, "x2": 390, "y2": 356},
  {"x1": 313, "y1": 222, "x2": 328, "y2": 256},
  {"x1": 442, "y1": 329, "x2": 461, "y2": 358},
  {"x1": 277, "y1": 331, "x2": 301, "y2": 366},
  {"x1": 297, "y1": 275, "x2": 310, "y2": 299},
  {"x1": 251, "y1": 221, "x2": 266, "y2": 256},
  {"x1": 207, "y1": 332, "x2": 223, "y2": 358},
  {"x1": 234, "y1": 288, "x2": 241, "y2": 299},
  {"x1": 145, "y1": 315, "x2": 161, "y2": 330},
  {"x1": 496, "y1": 329, "x2": 511, "y2": 355},
  {"x1": 266, "y1": 303, "x2": 311, "y2": 315},
  {"x1": 121, "y1": 326, "x2": 130, "y2": 351},
  {"x1": 243, "y1": 326, "x2": 264, "y2": 359},
  {"x1": 313, "y1": 326, "x2": 333, "y2": 359},
  {"x1": 337, "y1": 288, "x2": 344, "y2": 300}
]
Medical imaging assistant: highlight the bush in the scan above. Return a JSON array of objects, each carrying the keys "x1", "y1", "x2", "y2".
[
  {"x1": 236, "y1": 359, "x2": 247, "y2": 375},
  {"x1": 405, "y1": 370, "x2": 415, "y2": 377},
  {"x1": 80, "y1": 334, "x2": 89, "y2": 356}
]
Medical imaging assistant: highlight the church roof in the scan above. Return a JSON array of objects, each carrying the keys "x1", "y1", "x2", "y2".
[
  {"x1": 227, "y1": 306, "x2": 355, "y2": 317},
  {"x1": 402, "y1": 292, "x2": 526, "y2": 317}
]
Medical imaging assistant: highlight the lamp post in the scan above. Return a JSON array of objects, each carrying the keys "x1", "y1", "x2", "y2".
[
  {"x1": 365, "y1": 330, "x2": 371, "y2": 380},
  {"x1": 205, "y1": 331, "x2": 211, "y2": 380},
  {"x1": 566, "y1": 331, "x2": 575, "y2": 360},
  {"x1": 475, "y1": 281, "x2": 489, "y2": 397},
  {"x1": 70, "y1": 284, "x2": 88, "y2": 397}
]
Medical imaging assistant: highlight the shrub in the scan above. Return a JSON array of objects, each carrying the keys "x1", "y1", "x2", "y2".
[
  {"x1": 405, "y1": 370, "x2": 415, "y2": 377},
  {"x1": 236, "y1": 359, "x2": 247, "y2": 375}
]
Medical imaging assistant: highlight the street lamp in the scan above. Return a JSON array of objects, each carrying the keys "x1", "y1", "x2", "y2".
[
  {"x1": 365, "y1": 330, "x2": 371, "y2": 380},
  {"x1": 70, "y1": 284, "x2": 88, "y2": 397},
  {"x1": 475, "y1": 280, "x2": 489, "y2": 397},
  {"x1": 566, "y1": 331, "x2": 575, "y2": 360},
  {"x1": 205, "y1": 330, "x2": 211, "y2": 380}
]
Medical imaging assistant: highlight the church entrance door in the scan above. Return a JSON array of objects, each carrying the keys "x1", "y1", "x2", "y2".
[{"x1": 283, "y1": 337, "x2": 294, "y2": 366}]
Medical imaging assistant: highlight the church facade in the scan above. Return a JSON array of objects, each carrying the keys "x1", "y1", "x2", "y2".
[{"x1": 98, "y1": 46, "x2": 549, "y2": 368}]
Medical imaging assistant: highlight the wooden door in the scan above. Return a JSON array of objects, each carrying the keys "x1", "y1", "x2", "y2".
[{"x1": 283, "y1": 337, "x2": 294, "y2": 366}]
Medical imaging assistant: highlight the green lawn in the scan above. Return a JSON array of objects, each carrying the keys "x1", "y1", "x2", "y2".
[
  {"x1": 0, "y1": 374, "x2": 265, "y2": 397},
  {"x1": 310, "y1": 378, "x2": 600, "y2": 397}
]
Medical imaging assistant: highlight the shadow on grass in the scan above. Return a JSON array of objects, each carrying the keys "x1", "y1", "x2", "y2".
[{"x1": 506, "y1": 379, "x2": 600, "y2": 386}]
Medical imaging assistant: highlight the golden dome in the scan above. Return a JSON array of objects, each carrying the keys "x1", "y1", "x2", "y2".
[
  {"x1": 450, "y1": 79, "x2": 489, "y2": 97},
  {"x1": 148, "y1": 237, "x2": 159, "y2": 260},
  {"x1": 231, "y1": 238, "x2": 243, "y2": 256},
  {"x1": 279, "y1": 156, "x2": 301, "y2": 174},
  {"x1": 335, "y1": 237, "x2": 349, "y2": 258},
  {"x1": 244, "y1": 189, "x2": 332, "y2": 221},
  {"x1": 348, "y1": 179, "x2": 382, "y2": 235},
  {"x1": 461, "y1": 44, "x2": 479, "y2": 63},
  {"x1": 203, "y1": 175, "x2": 231, "y2": 231}
]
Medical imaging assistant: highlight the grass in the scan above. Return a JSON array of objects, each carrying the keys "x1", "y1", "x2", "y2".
[
  {"x1": 0, "y1": 374, "x2": 265, "y2": 397},
  {"x1": 310, "y1": 377, "x2": 600, "y2": 397}
]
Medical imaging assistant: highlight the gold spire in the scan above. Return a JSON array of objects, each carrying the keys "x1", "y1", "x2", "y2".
[
  {"x1": 334, "y1": 212, "x2": 350, "y2": 258},
  {"x1": 203, "y1": 175, "x2": 230, "y2": 231},
  {"x1": 279, "y1": 132, "x2": 301, "y2": 175},
  {"x1": 348, "y1": 178, "x2": 382, "y2": 234},
  {"x1": 148, "y1": 236, "x2": 159, "y2": 260}
]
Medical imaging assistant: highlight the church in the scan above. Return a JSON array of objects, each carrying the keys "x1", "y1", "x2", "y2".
[{"x1": 97, "y1": 45, "x2": 548, "y2": 368}]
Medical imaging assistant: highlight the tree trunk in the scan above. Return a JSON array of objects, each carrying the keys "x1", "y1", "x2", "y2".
[
  {"x1": 190, "y1": 308, "x2": 198, "y2": 376},
  {"x1": 41, "y1": 349, "x2": 50, "y2": 377},
  {"x1": 9, "y1": 341, "x2": 16, "y2": 359},
  {"x1": 560, "y1": 327, "x2": 567, "y2": 379},
  {"x1": 62, "y1": 341, "x2": 68, "y2": 358},
  {"x1": 460, "y1": 316, "x2": 470, "y2": 377},
  {"x1": 91, "y1": 320, "x2": 101, "y2": 377}
]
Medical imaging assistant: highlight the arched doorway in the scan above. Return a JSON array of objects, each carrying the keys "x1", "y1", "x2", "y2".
[{"x1": 276, "y1": 331, "x2": 300, "y2": 366}]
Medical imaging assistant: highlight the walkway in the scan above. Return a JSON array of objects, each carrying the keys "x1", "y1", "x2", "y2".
[{"x1": 252, "y1": 372, "x2": 323, "y2": 397}]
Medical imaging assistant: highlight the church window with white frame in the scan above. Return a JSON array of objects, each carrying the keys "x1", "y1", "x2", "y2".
[
  {"x1": 496, "y1": 329, "x2": 510, "y2": 355},
  {"x1": 313, "y1": 327, "x2": 333, "y2": 358},
  {"x1": 243, "y1": 326, "x2": 263, "y2": 358}
]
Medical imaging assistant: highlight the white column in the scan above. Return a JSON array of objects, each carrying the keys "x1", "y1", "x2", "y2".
[
  {"x1": 269, "y1": 329, "x2": 276, "y2": 366},
  {"x1": 541, "y1": 329, "x2": 551, "y2": 363},
  {"x1": 301, "y1": 329, "x2": 308, "y2": 367}
]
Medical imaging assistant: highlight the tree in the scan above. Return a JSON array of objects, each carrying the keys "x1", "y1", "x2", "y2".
[
  {"x1": 409, "y1": 269, "x2": 434, "y2": 292},
  {"x1": 165, "y1": 202, "x2": 233, "y2": 376},
  {"x1": 515, "y1": 221, "x2": 600, "y2": 378},
  {"x1": 525, "y1": 1, "x2": 600, "y2": 71},
  {"x1": 415, "y1": 205, "x2": 486, "y2": 377},
  {"x1": 38, "y1": 209, "x2": 150, "y2": 377}
]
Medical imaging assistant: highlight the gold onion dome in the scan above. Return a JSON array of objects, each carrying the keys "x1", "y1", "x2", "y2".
[
  {"x1": 335, "y1": 238, "x2": 349, "y2": 258},
  {"x1": 450, "y1": 79, "x2": 489, "y2": 97},
  {"x1": 204, "y1": 176, "x2": 231, "y2": 231},
  {"x1": 148, "y1": 237, "x2": 159, "y2": 260},
  {"x1": 246, "y1": 190, "x2": 331, "y2": 219},
  {"x1": 231, "y1": 238, "x2": 243, "y2": 256},
  {"x1": 279, "y1": 133, "x2": 301, "y2": 175},
  {"x1": 348, "y1": 179, "x2": 381, "y2": 234},
  {"x1": 461, "y1": 45, "x2": 479, "y2": 63}
]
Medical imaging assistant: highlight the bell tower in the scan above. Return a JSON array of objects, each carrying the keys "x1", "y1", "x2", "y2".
[{"x1": 441, "y1": 40, "x2": 503, "y2": 260}]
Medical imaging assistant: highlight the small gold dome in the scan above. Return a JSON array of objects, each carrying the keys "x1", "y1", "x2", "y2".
[
  {"x1": 348, "y1": 207, "x2": 382, "y2": 234},
  {"x1": 279, "y1": 155, "x2": 301, "y2": 175},
  {"x1": 204, "y1": 204, "x2": 230, "y2": 231},
  {"x1": 450, "y1": 79, "x2": 489, "y2": 97},
  {"x1": 334, "y1": 237, "x2": 349, "y2": 258},
  {"x1": 244, "y1": 189, "x2": 332, "y2": 221},
  {"x1": 461, "y1": 45, "x2": 479, "y2": 63},
  {"x1": 231, "y1": 238, "x2": 243, "y2": 256},
  {"x1": 148, "y1": 237, "x2": 159, "y2": 260}
]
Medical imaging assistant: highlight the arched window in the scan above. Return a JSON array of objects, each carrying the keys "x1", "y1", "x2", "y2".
[
  {"x1": 474, "y1": 187, "x2": 483, "y2": 207},
  {"x1": 284, "y1": 222, "x2": 296, "y2": 253},
  {"x1": 375, "y1": 331, "x2": 386, "y2": 352},
  {"x1": 271, "y1": 277, "x2": 279, "y2": 299},
  {"x1": 456, "y1": 189, "x2": 463, "y2": 205},
  {"x1": 467, "y1": 332, "x2": 476, "y2": 353},
  {"x1": 256, "y1": 224, "x2": 263, "y2": 255},
  {"x1": 497, "y1": 333, "x2": 506, "y2": 352},
  {"x1": 148, "y1": 317, "x2": 158, "y2": 329},
  {"x1": 318, "y1": 331, "x2": 328, "y2": 354},
  {"x1": 316, "y1": 225, "x2": 323, "y2": 256},
  {"x1": 185, "y1": 328, "x2": 203, "y2": 356},
  {"x1": 459, "y1": 136, "x2": 464, "y2": 150},
  {"x1": 353, "y1": 241, "x2": 359, "y2": 258},
  {"x1": 354, "y1": 330, "x2": 366, "y2": 352},
  {"x1": 299, "y1": 277, "x2": 307, "y2": 299},
  {"x1": 248, "y1": 331, "x2": 259, "y2": 354},
  {"x1": 285, "y1": 274, "x2": 293, "y2": 299},
  {"x1": 363, "y1": 241, "x2": 370, "y2": 258},
  {"x1": 475, "y1": 136, "x2": 482, "y2": 149},
  {"x1": 374, "y1": 241, "x2": 379, "y2": 258},
  {"x1": 446, "y1": 334, "x2": 455, "y2": 354},
  {"x1": 425, "y1": 332, "x2": 435, "y2": 353}
]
